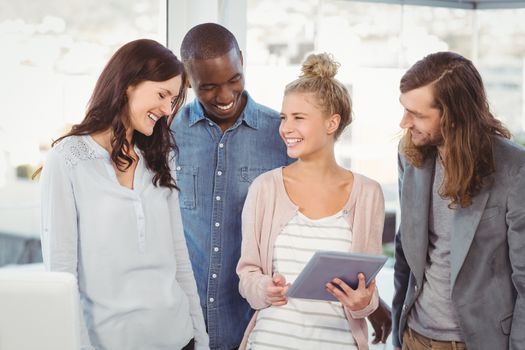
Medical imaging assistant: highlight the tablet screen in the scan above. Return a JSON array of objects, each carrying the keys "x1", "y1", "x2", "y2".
[{"x1": 287, "y1": 251, "x2": 387, "y2": 301}]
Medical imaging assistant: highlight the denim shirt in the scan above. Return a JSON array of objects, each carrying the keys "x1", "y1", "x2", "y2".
[{"x1": 171, "y1": 92, "x2": 291, "y2": 349}]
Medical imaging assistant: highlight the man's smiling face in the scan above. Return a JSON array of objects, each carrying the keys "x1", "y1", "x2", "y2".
[{"x1": 186, "y1": 49, "x2": 246, "y2": 128}]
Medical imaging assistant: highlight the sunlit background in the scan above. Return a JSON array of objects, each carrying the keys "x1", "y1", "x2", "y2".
[
  {"x1": 1, "y1": 2, "x2": 525, "y2": 346},
  {"x1": 0, "y1": 0, "x2": 167, "y2": 258}
]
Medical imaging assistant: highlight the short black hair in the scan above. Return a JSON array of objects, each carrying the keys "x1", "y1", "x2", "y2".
[{"x1": 180, "y1": 23, "x2": 240, "y2": 63}]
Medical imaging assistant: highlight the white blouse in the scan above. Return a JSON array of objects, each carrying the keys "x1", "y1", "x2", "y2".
[{"x1": 39, "y1": 135, "x2": 208, "y2": 350}]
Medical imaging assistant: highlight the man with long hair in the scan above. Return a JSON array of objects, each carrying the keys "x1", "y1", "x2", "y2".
[{"x1": 392, "y1": 51, "x2": 525, "y2": 350}]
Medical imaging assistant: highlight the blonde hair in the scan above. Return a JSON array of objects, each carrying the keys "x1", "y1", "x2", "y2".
[{"x1": 285, "y1": 53, "x2": 352, "y2": 139}]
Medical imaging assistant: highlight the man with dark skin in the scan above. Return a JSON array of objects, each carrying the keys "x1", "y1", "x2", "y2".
[{"x1": 171, "y1": 23, "x2": 391, "y2": 349}]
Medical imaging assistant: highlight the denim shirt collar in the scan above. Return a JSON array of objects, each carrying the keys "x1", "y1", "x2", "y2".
[{"x1": 188, "y1": 91, "x2": 259, "y2": 130}]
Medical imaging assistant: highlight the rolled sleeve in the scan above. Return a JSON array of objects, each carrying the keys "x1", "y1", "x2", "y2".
[{"x1": 40, "y1": 148, "x2": 94, "y2": 350}]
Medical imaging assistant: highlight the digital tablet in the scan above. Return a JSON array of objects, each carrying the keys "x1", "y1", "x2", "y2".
[{"x1": 286, "y1": 251, "x2": 388, "y2": 302}]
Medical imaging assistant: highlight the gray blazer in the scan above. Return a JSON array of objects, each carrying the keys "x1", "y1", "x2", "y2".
[{"x1": 392, "y1": 137, "x2": 525, "y2": 350}]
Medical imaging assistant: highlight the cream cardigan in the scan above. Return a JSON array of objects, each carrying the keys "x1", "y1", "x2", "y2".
[{"x1": 236, "y1": 167, "x2": 385, "y2": 350}]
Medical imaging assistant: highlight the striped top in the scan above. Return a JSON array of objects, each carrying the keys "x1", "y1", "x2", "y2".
[{"x1": 247, "y1": 210, "x2": 358, "y2": 350}]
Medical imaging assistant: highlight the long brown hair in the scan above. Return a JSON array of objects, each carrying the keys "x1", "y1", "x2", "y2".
[
  {"x1": 37, "y1": 39, "x2": 186, "y2": 188},
  {"x1": 400, "y1": 51, "x2": 511, "y2": 207}
]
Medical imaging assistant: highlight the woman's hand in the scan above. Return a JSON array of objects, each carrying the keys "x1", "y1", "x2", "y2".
[
  {"x1": 325, "y1": 273, "x2": 375, "y2": 311},
  {"x1": 264, "y1": 273, "x2": 290, "y2": 306}
]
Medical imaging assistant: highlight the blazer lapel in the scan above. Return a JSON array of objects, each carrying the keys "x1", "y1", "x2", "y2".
[
  {"x1": 450, "y1": 188, "x2": 490, "y2": 288},
  {"x1": 401, "y1": 156, "x2": 435, "y2": 286}
]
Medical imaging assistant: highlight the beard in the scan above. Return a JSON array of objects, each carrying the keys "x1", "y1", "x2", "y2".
[{"x1": 410, "y1": 129, "x2": 443, "y2": 148}]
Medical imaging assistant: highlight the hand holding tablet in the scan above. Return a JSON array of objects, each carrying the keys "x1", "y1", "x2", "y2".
[
  {"x1": 286, "y1": 251, "x2": 388, "y2": 302},
  {"x1": 325, "y1": 272, "x2": 377, "y2": 311},
  {"x1": 265, "y1": 273, "x2": 290, "y2": 306}
]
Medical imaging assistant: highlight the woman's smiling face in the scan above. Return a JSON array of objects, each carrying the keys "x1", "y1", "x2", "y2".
[{"x1": 126, "y1": 75, "x2": 182, "y2": 137}]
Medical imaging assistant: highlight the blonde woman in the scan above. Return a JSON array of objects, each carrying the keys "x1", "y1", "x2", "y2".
[{"x1": 237, "y1": 53, "x2": 385, "y2": 350}]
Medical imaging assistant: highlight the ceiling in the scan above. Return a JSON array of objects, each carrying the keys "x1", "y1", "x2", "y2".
[{"x1": 357, "y1": 0, "x2": 525, "y2": 9}]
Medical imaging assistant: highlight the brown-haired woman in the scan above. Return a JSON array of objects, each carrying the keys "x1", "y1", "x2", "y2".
[{"x1": 38, "y1": 39, "x2": 208, "y2": 350}]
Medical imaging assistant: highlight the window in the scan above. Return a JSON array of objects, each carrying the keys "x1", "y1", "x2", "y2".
[
  {"x1": 247, "y1": 0, "x2": 525, "y2": 194},
  {"x1": 0, "y1": 0, "x2": 167, "y2": 266}
]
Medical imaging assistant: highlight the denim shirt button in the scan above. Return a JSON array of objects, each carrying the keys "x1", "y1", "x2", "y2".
[
  {"x1": 214, "y1": 222, "x2": 220, "y2": 227},
  {"x1": 176, "y1": 166, "x2": 181, "y2": 171},
  {"x1": 171, "y1": 96, "x2": 290, "y2": 347},
  {"x1": 209, "y1": 297, "x2": 215, "y2": 303}
]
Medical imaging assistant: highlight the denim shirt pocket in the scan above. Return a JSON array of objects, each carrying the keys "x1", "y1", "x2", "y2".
[
  {"x1": 239, "y1": 167, "x2": 272, "y2": 183},
  {"x1": 175, "y1": 165, "x2": 198, "y2": 209}
]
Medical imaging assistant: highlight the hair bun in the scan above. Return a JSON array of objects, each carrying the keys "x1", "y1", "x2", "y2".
[{"x1": 300, "y1": 53, "x2": 339, "y2": 79}]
